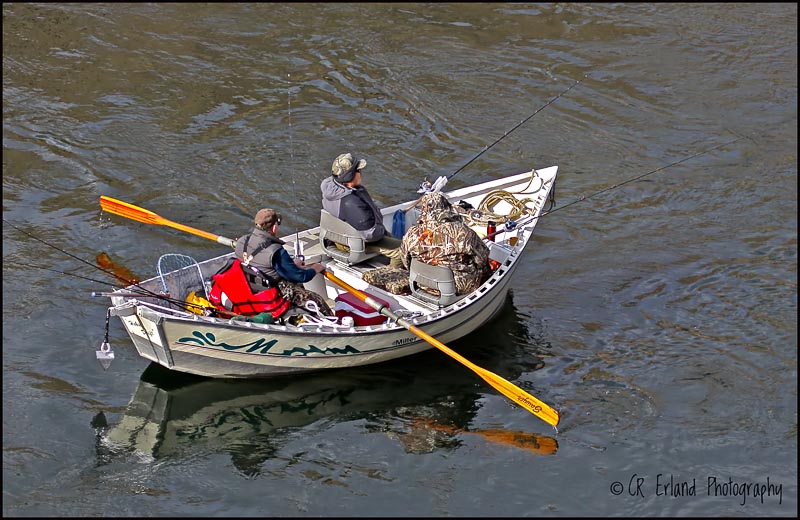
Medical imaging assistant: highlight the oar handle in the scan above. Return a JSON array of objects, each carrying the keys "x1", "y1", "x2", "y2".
[{"x1": 324, "y1": 271, "x2": 389, "y2": 312}]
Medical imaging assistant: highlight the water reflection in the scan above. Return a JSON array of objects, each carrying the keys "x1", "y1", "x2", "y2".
[{"x1": 93, "y1": 294, "x2": 556, "y2": 474}]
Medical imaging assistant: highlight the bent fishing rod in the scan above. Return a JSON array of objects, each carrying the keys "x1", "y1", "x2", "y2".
[
  {"x1": 485, "y1": 135, "x2": 746, "y2": 239},
  {"x1": 407, "y1": 78, "x2": 581, "y2": 209},
  {"x1": 447, "y1": 78, "x2": 582, "y2": 181}
]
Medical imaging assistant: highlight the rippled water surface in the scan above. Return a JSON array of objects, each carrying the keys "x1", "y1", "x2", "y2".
[{"x1": 3, "y1": 3, "x2": 797, "y2": 517}]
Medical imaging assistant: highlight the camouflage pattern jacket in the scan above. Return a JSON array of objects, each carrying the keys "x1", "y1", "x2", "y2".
[{"x1": 400, "y1": 192, "x2": 491, "y2": 295}]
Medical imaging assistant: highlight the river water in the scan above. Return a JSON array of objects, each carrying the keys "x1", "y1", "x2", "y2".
[{"x1": 2, "y1": 3, "x2": 796, "y2": 517}]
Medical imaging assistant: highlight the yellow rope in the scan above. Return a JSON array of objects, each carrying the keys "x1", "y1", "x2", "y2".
[
  {"x1": 473, "y1": 191, "x2": 535, "y2": 224},
  {"x1": 461, "y1": 169, "x2": 542, "y2": 226}
]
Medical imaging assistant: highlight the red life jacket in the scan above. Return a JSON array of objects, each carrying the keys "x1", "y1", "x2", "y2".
[{"x1": 208, "y1": 258, "x2": 291, "y2": 318}]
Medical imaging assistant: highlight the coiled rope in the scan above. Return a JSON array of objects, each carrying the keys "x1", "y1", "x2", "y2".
[{"x1": 461, "y1": 169, "x2": 555, "y2": 227}]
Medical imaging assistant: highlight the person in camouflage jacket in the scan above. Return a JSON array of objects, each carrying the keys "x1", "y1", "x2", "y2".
[{"x1": 400, "y1": 192, "x2": 491, "y2": 295}]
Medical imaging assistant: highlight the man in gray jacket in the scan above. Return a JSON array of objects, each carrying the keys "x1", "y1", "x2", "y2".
[{"x1": 320, "y1": 152, "x2": 402, "y2": 267}]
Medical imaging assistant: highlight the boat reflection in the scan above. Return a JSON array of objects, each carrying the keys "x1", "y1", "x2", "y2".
[{"x1": 94, "y1": 294, "x2": 557, "y2": 470}]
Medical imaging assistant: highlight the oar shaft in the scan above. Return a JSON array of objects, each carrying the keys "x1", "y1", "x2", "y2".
[
  {"x1": 100, "y1": 196, "x2": 236, "y2": 248},
  {"x1": 324, "y1": 271, "x2": 560, "y2": 427},
  {"x1": 403, "y1": 320, "x2": 559, "y2": 427},
  {"x1": 165, "y1": 221, "x2": 235, "y2": 247}
]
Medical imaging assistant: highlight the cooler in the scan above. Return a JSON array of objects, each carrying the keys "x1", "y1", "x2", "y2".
[{"x1": 334, "y1": 291, "x2": 390, "y2": 326}]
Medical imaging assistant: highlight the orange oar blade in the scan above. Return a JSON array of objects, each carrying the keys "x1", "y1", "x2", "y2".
[
  {"x1": 409, "y1": 323, "x2": 560, "y2": 428},
  {"x1": 100, "y1": 196, "x2": 160, "y2": 224},
  {"x1": 477, "y1": 369, "x2": 560, "y2": 427},
  {"x1": 99, "y1": 196, "x2": 236, "y2": 248}
]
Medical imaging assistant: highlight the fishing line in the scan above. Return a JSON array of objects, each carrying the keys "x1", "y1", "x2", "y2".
[
  {"x1": 26, "y1": 263, "x2": 187, "y2": 303},
  {"x1": 3, "y1": 218, "x2": 118, "y2": 276},
  {"x1": 287, "y1": 74, "x2": 303, "y2": 260},
  {"x1": 447, "y1": 78, "x2": 582, "y2": 181},
  {"x1": 18, "y1": 259, "x2": 207, "y2": 311},
  {"x1": 12, "y1": 261, "x2": 194, "y2": 310},
  {"x1": 536, "y1": 136, "x2": 745, "y2": 220}
]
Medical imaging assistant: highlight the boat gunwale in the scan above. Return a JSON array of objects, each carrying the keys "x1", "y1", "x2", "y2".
[
  {"x1": 110, "y1": 166, "x2": 557, "y2": 337},
  {"x1": 112, "y1": 223, "x2": 531, "y2": 337},
  {"x1": 114, "y1": 250, "x2": 524, "y2": 340}
]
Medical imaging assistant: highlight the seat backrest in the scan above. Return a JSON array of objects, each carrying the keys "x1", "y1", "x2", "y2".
[
  {"x1": 409, "y1": 258, "x2": 458, "y2": 307},
  {"x1": 319, "y1": 209, "x2": 380, "y2": 265}
]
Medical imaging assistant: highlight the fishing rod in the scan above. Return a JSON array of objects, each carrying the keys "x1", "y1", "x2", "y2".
[
  {"x1": 406, "y1": 78, "x2": 581, "y2": 212},
  {"x1": 13, "y1": 260, "x2": 203, "y2": 310},
  {"x1": 482, "y1": 135, "x2": 746, "y2": 240},
  {"x1": 3, "y1": 221, "x2": 223, "y2": 369},
  {"x1": 447, "y1": 78, "x2": 582, "y2": 181},
  {"x1": 537, "y1": 135, "x2": 745, "y2": 219},
  {"x1": 3, "y1": 218, "x2": 127, "y2": 278},
  {"x1": 8, "y1": 261, "x2": 130, "y2": 288},
  {"x1": 3, "y1": 218, "x2": 208, "y2": 312}
]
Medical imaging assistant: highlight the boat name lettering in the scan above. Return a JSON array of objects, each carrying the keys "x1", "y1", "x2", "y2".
[
  {"x1": 178, "y1": 330, "x2": 278, "y2": 354},
  {"x1": 392, "y1": 337, "x2": 416, "y2": 346}
]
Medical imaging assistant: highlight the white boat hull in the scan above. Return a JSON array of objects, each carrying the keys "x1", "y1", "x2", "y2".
[{"x1": 109, "y1": 166, "x2": 557, "y2": 378}]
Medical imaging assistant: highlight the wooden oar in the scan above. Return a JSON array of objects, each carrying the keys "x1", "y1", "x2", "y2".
[
  {"x1": 324, "y1": 271, "x2": 560, "y2": 428},
  {"x1": 99, "y1": 196, "x2": 236, "y2": 248},
  {"x1": 99, "y1": 195, "x2": 560, "y2": 428}
]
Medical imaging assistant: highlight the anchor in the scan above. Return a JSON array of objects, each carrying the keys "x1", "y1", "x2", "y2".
[{"x1": 96, "y1": 308, "x2": 114, "y2": 370}]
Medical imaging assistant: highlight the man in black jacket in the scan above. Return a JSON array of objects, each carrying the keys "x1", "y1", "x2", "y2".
[{"x1": 320, "y1": 152, "x2": 402, "y2": 267}]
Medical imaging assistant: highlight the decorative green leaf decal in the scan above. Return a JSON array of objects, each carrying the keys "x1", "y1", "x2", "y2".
[{"x1": 177, "y1": 331, "x2": 361, "y2": 356}]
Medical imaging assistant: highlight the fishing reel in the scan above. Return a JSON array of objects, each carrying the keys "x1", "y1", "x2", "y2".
[{"x1": 417, "y1": 175, "x2": 448, "y2": 194}]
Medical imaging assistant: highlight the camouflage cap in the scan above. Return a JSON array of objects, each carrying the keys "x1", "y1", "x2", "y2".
[
  {"x1": 254, "y1": 208, "x2": 281, "y2": 228},
  {"x1": 331, "y1": 152, "x2": 366, "y2": 183}
]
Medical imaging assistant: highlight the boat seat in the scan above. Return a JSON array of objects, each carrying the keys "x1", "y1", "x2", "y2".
[
  {"x1": 319, "y1": 209, "x2": 380, "y2": 266},
  {"x1": 408, "y1": 258, "x2": 458, "y2": 307}
]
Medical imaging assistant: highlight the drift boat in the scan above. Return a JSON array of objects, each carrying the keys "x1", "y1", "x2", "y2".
[{"x1": 101, "y1": 166, "x2": 557, "y2": 380}]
